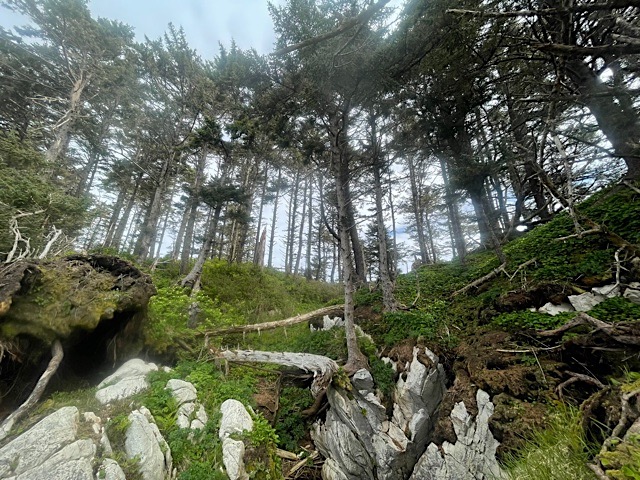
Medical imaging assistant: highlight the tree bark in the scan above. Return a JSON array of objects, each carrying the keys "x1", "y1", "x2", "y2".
[
  {"x1": 268, "y1": 167, "x2": 283, "y2": 268},
  {"x1": 179, "y1": 150, "x2": 208, "y2": 272}
]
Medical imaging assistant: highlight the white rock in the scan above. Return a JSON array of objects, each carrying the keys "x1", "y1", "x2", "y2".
[
  {"x1": 96, "y1": 359, "x2": 158, "y2": 404},
  {"x1": 538, "y1": 302, "x2": 575, "y2": 316},
  {"x1": 190, "y1": 404, "x2": 208, "y2": 430},
  {"x1": 593, "y1": 284, "x2": 621, "y2": 298},
  {"x1": 219, "y1": 400, "x2": 253, "y2": 480},
  {"x1": 568, "y1": 292, "x2": 606, "y2": 312},
  {"x1": 125, "y1": 407, "x2": 172, "y2": 480},
  {"x1": 166, "y1": 379, "x2": 197, "y2": 405},
  {"x1": 96, "y1": 458, "x2": 126, "y2": 480},
  {"x1": 222, "y1": 438, "x2": 248, "y2": 480},
  {"x1": 219, "y1": 399, "x2": 253, "y2": 439},
  {"x1": 11, "y1": 439, "x2": 96, "y2": 480},
  {"x1": 0, "y1": 406, "x2": 79, "y2": 477},
  {"x1": 624, "y1": 284, "x2": 640, "y2": 305}
]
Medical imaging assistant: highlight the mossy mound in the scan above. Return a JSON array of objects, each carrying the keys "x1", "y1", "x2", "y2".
[{"x1": 0, "y1": 254, "x2": 156, "y2": 357}]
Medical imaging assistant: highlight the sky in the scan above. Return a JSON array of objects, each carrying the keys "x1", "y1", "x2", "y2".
[{"x1": 1, "y1": 0, "x2": 283, "y2": 56}]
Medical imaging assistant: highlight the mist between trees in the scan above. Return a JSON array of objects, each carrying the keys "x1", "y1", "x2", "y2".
[{"x1": 1, "y1": 0, "x2": 638, "y2": 318}]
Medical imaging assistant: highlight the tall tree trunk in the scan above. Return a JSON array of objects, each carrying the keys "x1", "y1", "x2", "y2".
[
  {"x1": 109, "y1": 171, "x2": 143, "y2": 250},
  {"x1": 407, "y1": 157, "x2": 430, "y2": 264},
  {"x1": 182, "y1": 205, "x2": 223, "y2": 289},
  {"x1": 305, "y1": 178, "x2": 314, "y2": 280},
  {"x1": 179, "y1": 150, "x2": 208, "y2": 272},
  {"x1": 370, "y1": 114, "x2": 397, "y2": 312},
  {"x1": 102, "y1": 189, "x2": 125, "y2": 248},
  {"x1": 253, "y1": 165, "x2": 269, "y2": 264},
  {"x1": 268, "y1": 167, "x2": 282, "y2": 268},
  {"x1": 285, "y1": 170, "x2": 300, "y2": 274},
  {"x1": 440, "y1": 157, "x2": 466, "y2": 260},
  {"x1": 294, "y1": 175, "x2": 309, "y2": 275},
  {"x1": 330, "y1": 110, "x2": 367, "y2": 373},
  {"x1": 135, "y1": 151, "x2": 176, "y2": 261}
]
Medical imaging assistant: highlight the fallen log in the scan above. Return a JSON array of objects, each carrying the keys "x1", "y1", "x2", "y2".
[
  {"x1": 216, "y1": 349, "x2": 339, "y2": 397},
  {"x1": 201, "y1": 304, "x2": 344, "y2": 336}
]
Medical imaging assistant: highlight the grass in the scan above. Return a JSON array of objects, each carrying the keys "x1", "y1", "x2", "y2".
[{"x1": 503, "y1": 405, "x2": 597, "y2": 480}]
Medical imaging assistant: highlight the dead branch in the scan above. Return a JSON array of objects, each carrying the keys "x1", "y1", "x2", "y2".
[
  {"x1": 0, "y1": 339, "x2": 63, "y2": 441},
  {"x1": 274, "y1": 0, "x2": 391, "y2": 55},
  {"x1": 600, "y1": 387, "x2": 640, "y2": 458},
  {"x1": 554, "y1": 228, "x2": 602, "y2": 242},
  {"x1": 588, "y1": 463, "x2": 610, "y2": 480},
  {"x1": 556, "y1": 371, "x2": 606, "y2": 399},
  {"x1": 216, "y1": 349, "x2": 338, "y2": 397},
  {"x1": 452, "y1": 262, "x2": 507, "y2": 297},
  {"x1": 287, "y1": 451, "x2": 320, "y2": 478},
  {"x1": 537, "y1": 313, "x2": 640, "y2": 346},
  {"x1": 622, "y1": 180, "x2": 640, "y2": 195},
  {"x1": 201, "y1": 304, "x2": 344, "y2": 336},
  {"x1": 452, "y1": 258, "x2": 537, "y2": 296}
]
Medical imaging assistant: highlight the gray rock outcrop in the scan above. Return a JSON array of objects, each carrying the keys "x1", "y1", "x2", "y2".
[
  {"x1": 219, "y1": 399, "x2": 254, "y2": 480},
  {"x1": 538, "y1": 301, "x2": 574, "y2": 316},
  {"x1": 125, "y1": 407, "x2": 172, "y2": 480},
  {"x1": 624, "y1": 282, "x2": 640, "y2": 305},
  {"x1": 166, "y1": 379, "x2": 208, "y2": 430},
  {"x1": 409, "y1": 389, "x2": 504, "y2": 480},
  {"x1": 0, "y1": 406, "x2": 81, "y2": 478},
  {"x1": 312, "y1": 347, "x2": 446, "y2": 480},
  {"x1": 96, "y1": 358, "x2": 159, "y2": 404}
]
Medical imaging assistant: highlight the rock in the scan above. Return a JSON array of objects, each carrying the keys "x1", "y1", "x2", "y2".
[
  {"x1": 624, "y1": 283, "x2": 640, "y2": 305},
  {"x1": 125, "y1": 407, "x2": 172, "y2": 480},
  {"x1": 311, "y1": 315, "x2": 345, "y2": 331},
  {"x1": 538, "y1": 302, "x2": 575, "y2": 316},
  {"x1": 593, "y1": 284, "x2": 621, "y2": 298},
  {"x1": 219, "y1": 400, "x2": 253, "y2": 480},
  {"x1": 409, "y1": 389, "x2": 504, "y2": 480},
  {"x1": 222, "y1": 438, "x2": 248, "y2": 480},
  {"x1": 219, "y1": 399, "x2": 253, "y2": 439},
  {"x1": 8, "y1": 439, "x2": 96, "y2": 480},
  {"x1": 0, "y1": 406, "x2": 79, "y2": 477},
  {"x1": 352, "y1": 369, "x2": 375, "y2": 392},
  {"x1": 312, "y1": 347, "x2": 446, "y2": 480},
  {"x1": 96, "y1": 358, "x2": 158, "y2": 404},
  {"x1": 166, "y1": 379, "x2": 208, "y2": 430},
  {"x1": 97, "y1": 458, "x2": 126, "y2": 480},
  {"x1": 166, "y1": 379, "x2": 197, "y2": 404},
  {"x1": 568, "y1": 292, "x2": 606, "y2": 312}
]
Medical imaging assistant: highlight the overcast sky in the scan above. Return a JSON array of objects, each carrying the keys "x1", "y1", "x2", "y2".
[{"x1": 1, "y1": 0, "x2": 283, "y2": 56}]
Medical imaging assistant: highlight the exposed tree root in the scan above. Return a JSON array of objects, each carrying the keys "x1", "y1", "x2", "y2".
[
  {"x1": 201, "y1": 304, "x2": 344, "y2": 336},
  {"x1": 556, "y1": 371, "x2": 606, "y2": 400},
  {"x1": 0, "y1": 339, "x2": 63, "y2": 441}
]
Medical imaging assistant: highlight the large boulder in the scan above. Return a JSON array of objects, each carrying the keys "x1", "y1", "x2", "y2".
[
  {"x1": 95, "y1": 358, "x2": 158, "y2": 404},
  {"x1": 0, "y1": 406, "x2": 80, "y2": 477}
]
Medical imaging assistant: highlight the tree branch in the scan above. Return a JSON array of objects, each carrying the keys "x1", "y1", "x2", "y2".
[
  {"x1": 273, "y1": 0, "x2": 392, "y2": 55},
  {"x1": 447, "y1": 2, "x2": 640, "y2": 19}
]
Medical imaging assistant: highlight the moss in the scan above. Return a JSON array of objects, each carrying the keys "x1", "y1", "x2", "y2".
[{"x1": 600, "y1": 436, "x2": 640, "y2": 480}]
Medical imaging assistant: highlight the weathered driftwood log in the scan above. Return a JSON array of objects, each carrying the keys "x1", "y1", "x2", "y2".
[
  {"x1": 202, "y1": 304, "x2": 344, "y2": 336},
  {"x1": 217, "y1": 349, "x2": 339, "y2": 397},
  {"x1": 0, "y1": 339, "x2": 63, "y2": 441}
]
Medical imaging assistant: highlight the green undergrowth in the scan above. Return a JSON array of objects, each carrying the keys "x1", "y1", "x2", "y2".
[
  {"x1": 503, "y1": 404, "x2": 597, "y2": 480},
  {"x1": 379, "y1": 184, "x2": 640, "y2": 342},
  {"x1": 145, "y1": 260, "x2": 341, "y2": 354}
]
